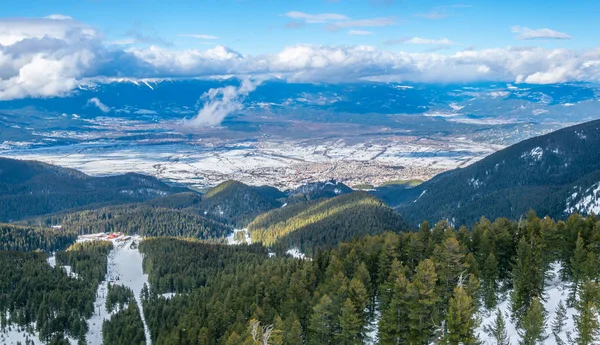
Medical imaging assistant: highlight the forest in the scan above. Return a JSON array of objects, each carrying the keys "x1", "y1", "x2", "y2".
[
  {"x1": 248, "y1": 192, "x2": 407, "y2": 254},
  {"x1": 0, "y1": 240, "x2": 111, "y2": 344},
  {"x1": 137, "y1": 211, "x2": 600, "y2": 345}
]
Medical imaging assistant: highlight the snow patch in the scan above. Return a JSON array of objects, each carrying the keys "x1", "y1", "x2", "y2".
[
  {"x1": 521, "y1": 147, "x2": 544, "y2": 162},
  {"x1": 286, "y1": 248, "x2": 310, "y2": 260},
  {"x1": 566, "y1": 182, "x2": 600, "y2": 215},
  {"x1": 477, "y1": 262, "x2": 576, "y2": 345},
  {"x1": 226, "y1": 228, "x2": 251, "y2": 245},
  {"x1": 414, "y1": 190, "x2": 427, "y2": 203}
]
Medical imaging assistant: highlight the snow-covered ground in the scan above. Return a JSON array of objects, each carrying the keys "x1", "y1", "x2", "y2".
[
  {"x1": 286, "y1": 248, "x2": 310, "y2": 260},
  {"x1": 365, "y1": 298, "x2": 381, "y2": 345},
  {"x1": 226, "y1": 228, "x2": 251, "y2": 245},
  {"x1": 0, "y1": 322, "x2": 43, "y2": 345},
  {"x1": 477, "y1": 262, "x2": 577, "y2": 345},
  {"x1": 1, "y1": 137, "x2": 501, "y2": 190},
  {"x1": 79, "y1": 234, "x2": 152, "y2": 345}
]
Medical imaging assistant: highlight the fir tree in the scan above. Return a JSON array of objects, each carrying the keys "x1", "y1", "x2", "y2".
[
  {"x1": 284, "y1": 313, "x2": 303, "y2": 345},
  {"x1": 517, "y1": 297, "x2": 546, "y2": 345},
  {"x1": 308, "y1": 294, "x2": 335, "y2": 345},
  {"x1": 407, "y1": 259, "x2": 439, "y2": 344},
  {"x1": 552, "y1": 300, "x2": 568, "y2": 344},
  {"x1": 336, "y1": 298, "x2": 362, "y2": 345},
  {"x1": 574, "y1": 281, "x2": 600, "y2": 345},
  {"x1": 378, "y1": 271, "x2": 410, "y2": 345},
  {"x1": 482, "y1": 252, "x2": 499, "y2": 309},
  {"x1": 570, "y1": 233, "x2": 588, "y2": 302},
  {"x1": 484, "y1": 309, "x2": 510, "y2": 345},
  {"x1": 445, "y1": 285, "x2": 478, "y2": 345},
  {"x1": 511, "y1": 234, "x2": 544, "y2": 320}
]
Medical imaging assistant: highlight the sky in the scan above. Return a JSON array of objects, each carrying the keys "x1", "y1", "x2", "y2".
[{"x1": 0, "y1": 0, "x2": 599, "y2": 100}]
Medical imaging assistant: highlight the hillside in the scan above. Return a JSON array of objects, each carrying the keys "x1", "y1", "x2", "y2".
[
  {"x1": 248, "y1": 191, "x2": 408, "y2": 253},
  {"x1": 23, "y1": 203, "x2": 232, "y2": 240},
  {"x1": 374, "y1": 119, "x2": 600, "y2": 226},
  {"x1": 285, "y1": 180, "x2": 353, "y2": 204},
  {"x1": 0, "y1": 157, "x2": 186, "y2": 222},
  {"x1": 199, "y1": 180, "x2": 286, "y2": 226}
]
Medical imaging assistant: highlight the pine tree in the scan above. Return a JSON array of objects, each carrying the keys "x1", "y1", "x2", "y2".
[
  {"x1": 574, "y1": 281, "x2": 600, "y2": 345},
  {"x1": 336, "y1": 298, "x2": 362, "y2": 345},
  {"x1": 511, "y1": 234, "x2": 544, "y2": 320},
  {"x1": 482, "y1": 252, "x2": 499, "y2": 309},
  {"x1": 445, "y1": 285, "x2": 478, "y2": 345},
  {"x1": 570, "y1": 233, "x2": 588, "y2": 302},
  {"x1": 552, "y1": 300, "x2": 568, "y2": 344},
  {"x1": 517, "y1": 297, "x2": 546, "y2": 345},
  {"x1": 484, "y1": 309, "x2": 510, "y2": 345},
  {"x1": 407, "y1": 259, "x2": 439, "y2": 344},
  {"x1": 284, "y1": 313, "x2": 303, "y2": 345},
  {"x1": 378, "y1": 271, "x2": 410, "y2": 345},
  {"x1": 308, "y1": 294, "x2": 335, "y2": 345}
]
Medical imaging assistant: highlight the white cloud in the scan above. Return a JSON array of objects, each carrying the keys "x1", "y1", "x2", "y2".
[
  {"x1": 87, "y1": 97, "x2": 110, "y2": 112},
  {"x1": 405, "y1": 37, "x2": 456, "y2": 45},
  {"x1": 284, "y1": 11, "x2": 348, "y2": 23},
  {"x1": 349, "y1": 30, "x2": 374, "y2": 36},
  {"x1": 44, "y1": 14, "x2": 73, "y2": 20},
  {"x1": 511, "y1": 26, "x2": 572, "y2": 40},
  {"x1": 384, "y1": 37, "x2": 456, "y2": 45},
  {"x1": 108, "y1": 39, "x2": 136, "y2": 45},
  {"x1": 186, "y1": 78, "x2": 262, "y2": 127},
  {"x1": 0, "y1": 16, "x2": 599, "y2": 101},
  {"x1": 178, "y1": 34, "x2": 219, "y2": 40},
  {"x1": 326, "y1": 17, "x2": 397, "y2": 30}
]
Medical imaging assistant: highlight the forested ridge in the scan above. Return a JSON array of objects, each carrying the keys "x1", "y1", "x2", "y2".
[
  {"x1": 374, "y1": 119, "x2": 600, "y2": 226},
  {"x1": 198, "y1": 180, "x2": 286, "y2": 226},
  {"x1": 248, "y1": 192, "x2": 408, "y2": 253},
  {"x1": 0, "y1": 223, "x2": 77, "y2": 252},
  {"x1": 25, "y1": 204, "x2": 232, "y2": 240},
  {"x1": 0, "y1": 157, "x2": 187, "y2": 222},
  {"x1": 137, "y1": 211, "x2": 600, "y2": 345}
]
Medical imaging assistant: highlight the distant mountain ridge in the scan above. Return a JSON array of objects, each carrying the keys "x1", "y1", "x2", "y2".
[
  {"x1": 375, "y1": 119, "x2": 600, "y2": 226},
  {"x1": 0, "y1": 157, "x2": 187, "y2": 222}
]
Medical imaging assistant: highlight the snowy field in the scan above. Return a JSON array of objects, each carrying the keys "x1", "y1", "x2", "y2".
[{"x1": 1, "y1": 137, "x2": 502, "y2": 190}]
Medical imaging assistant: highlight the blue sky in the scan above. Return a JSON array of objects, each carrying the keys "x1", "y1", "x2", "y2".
[
  {"x1": 0, "y1": 0, "x2": 599, "y2": 100},
  {"x1": 3, "y1": 0, "x2": 596, "y2": 54}
]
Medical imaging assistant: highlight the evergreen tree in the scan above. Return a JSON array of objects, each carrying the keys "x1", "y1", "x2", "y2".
[
  {"x1": 407, "y1": 259, "x2": 439, "y2": 344},
  {"x1": 511, "y1": 234, "x2": 544, "y2": 320},
  {"x1": 308, "y1": 295, "x2": 335, "y2": 345},
  {"x1": 446, "y1": 285, "x2": 478, "y2": 345},
  {"x1": 284, "y1": 313, "x2": 303, "y2": 345},
  {"x1": 336, "y1": 298, "x2": 362, "y2": 345},
  {"x1": 484, "y1": 309, "x2": 510, "y2": 345},
  {"x1": 517, "y1": 297, "x2": 546, "y2": 345},
  {"x1": 570, "y1": 233, "x2": 588, "y2": 302},
  {"x1": 552, "y1": 300, "x2": 568, "y2": 344},
  {"x1": 574, "y1": 281, "x2": 600, "y2": 345},
  {"x1": 378, "y1": 271, "x2": 410, "y2": 345},
  {"x1": 482, "y1": 252, "x2": 499, "y2": 309}
]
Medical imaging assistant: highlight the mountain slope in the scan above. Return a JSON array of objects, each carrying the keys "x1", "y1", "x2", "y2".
[
  {"x1": 199, "y1": 180, "x2": 286, "y2": 226},
  {"x1": 374, "y1": 119, "x2": 600, "y2": 226},
  {"x1": 248, "y1": 192, "x2": 408, "y2": 253},
  {"x1": 0, "y1": 157, "x2": 186, "y2": 221}
]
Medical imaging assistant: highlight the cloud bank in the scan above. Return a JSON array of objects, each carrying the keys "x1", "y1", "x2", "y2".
[{"x1": 0, "y1": 16, "x2": 599, "y2": 101}]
